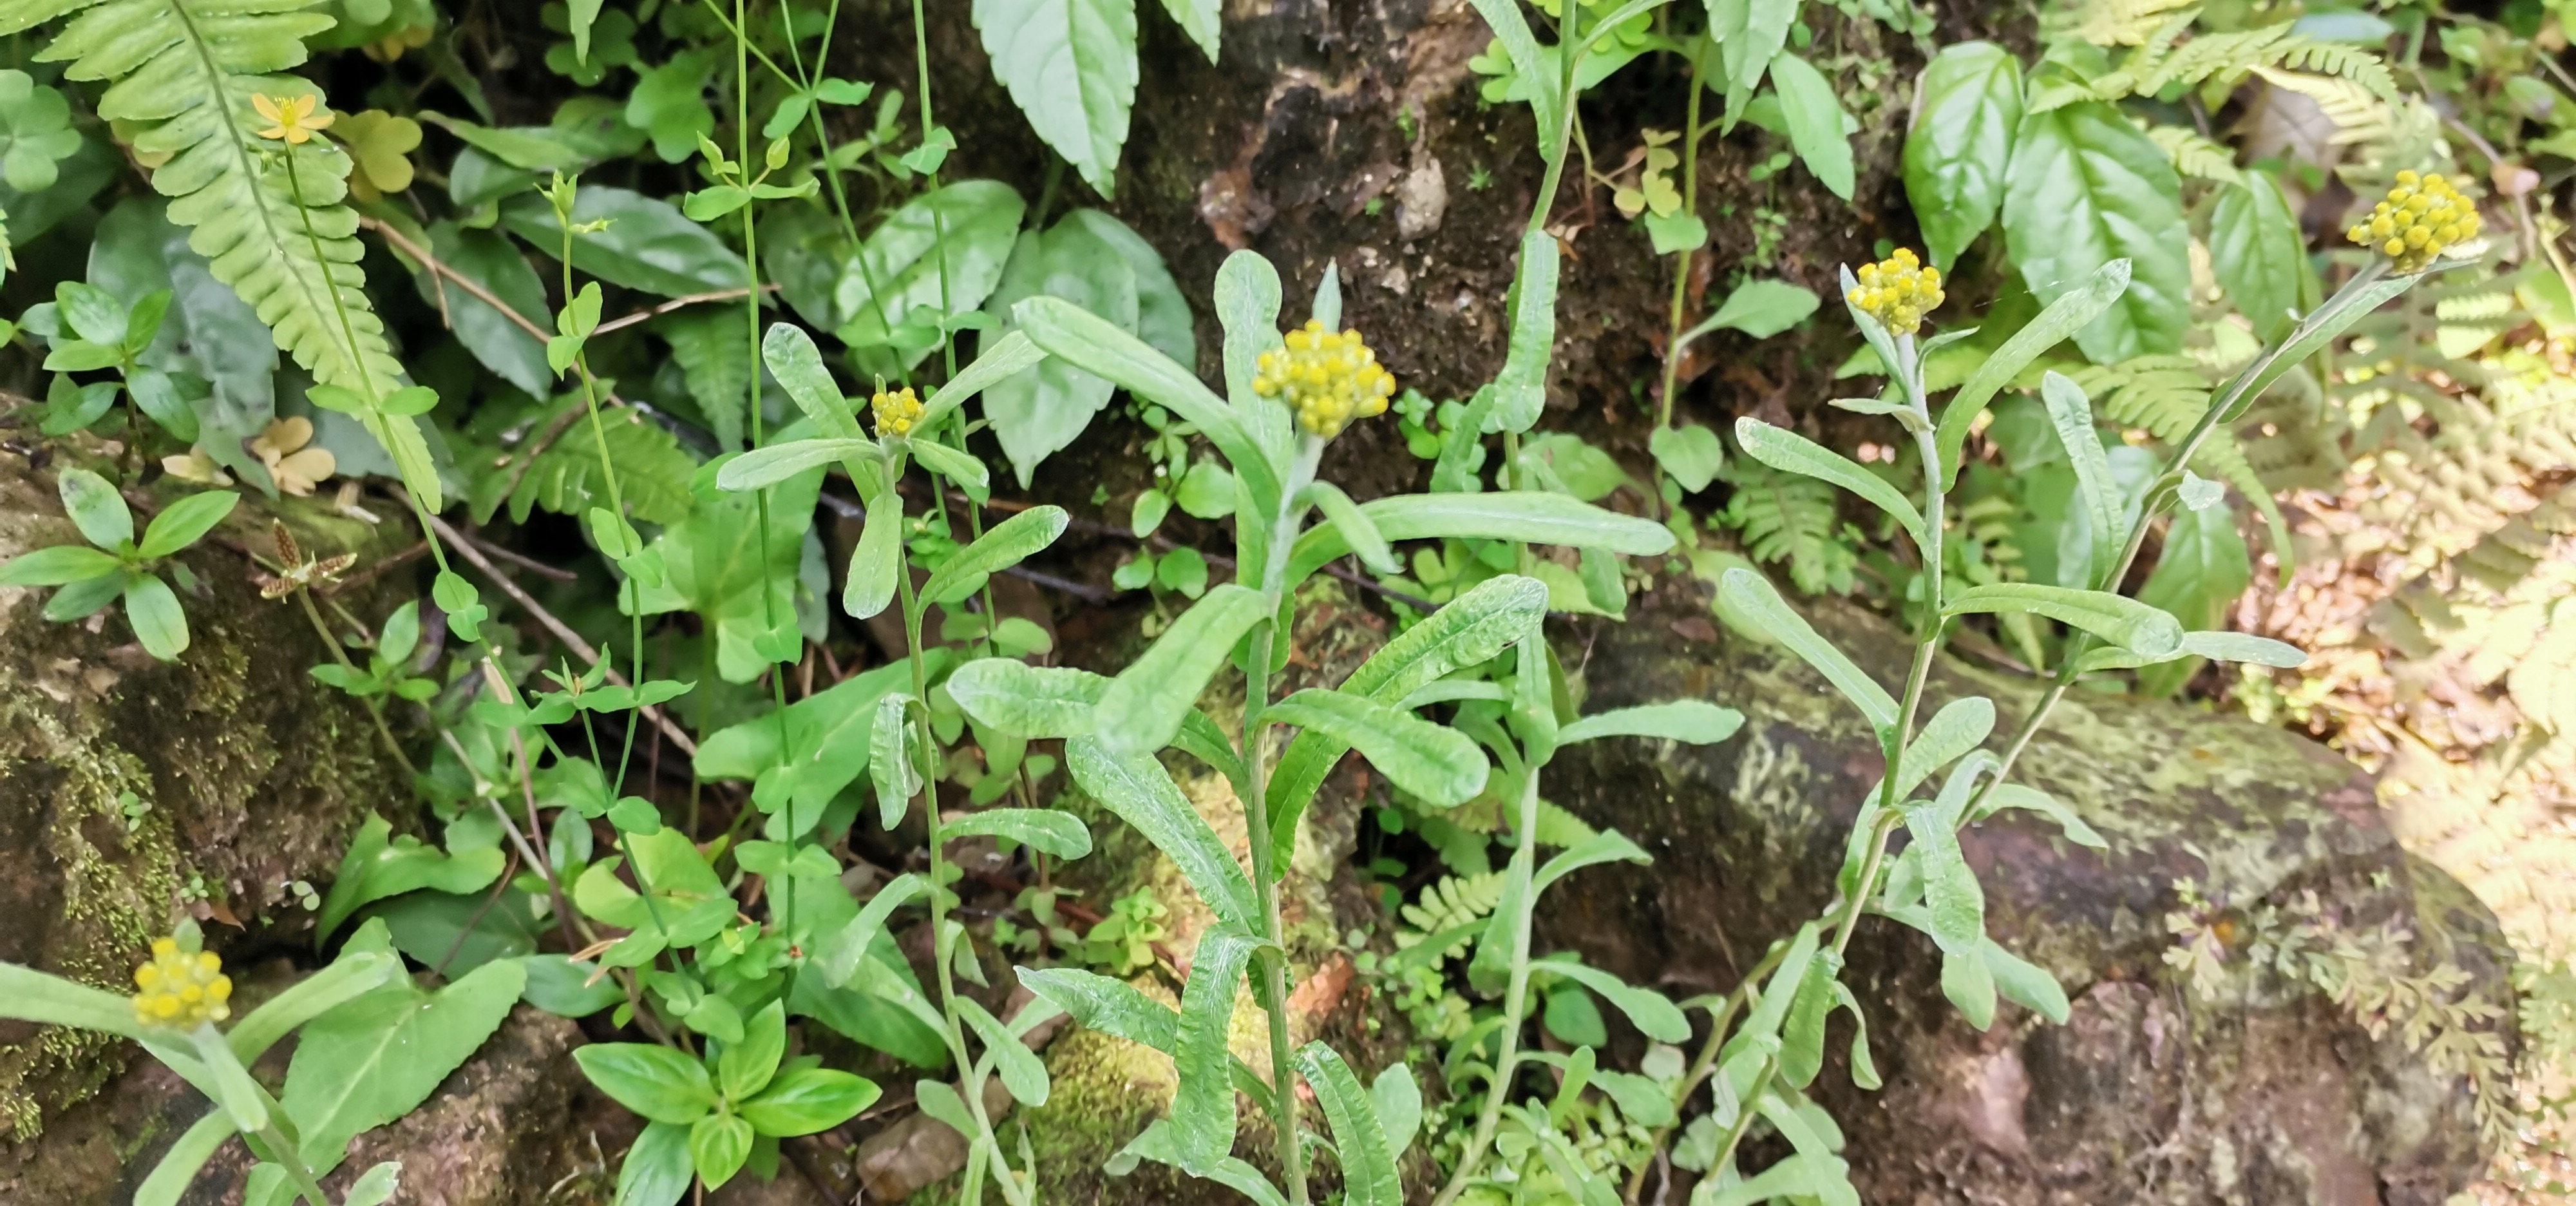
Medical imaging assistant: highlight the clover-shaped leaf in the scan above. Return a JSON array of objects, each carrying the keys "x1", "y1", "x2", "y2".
[
  {"x1": 336, "y1": 110, "x2": 421, "y2": 200},
  {"x1": 0, "y1": 71, "x2": 82, "y2": 193}
]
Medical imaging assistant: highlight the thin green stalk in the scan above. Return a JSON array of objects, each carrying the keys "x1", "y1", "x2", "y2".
[
  {"x1": 289, "y1": 587, "x2": 417, "y2": 779},
  {"x1": 1240, "y1": 439, "x2": 1325, "y2": 1206},
  {"x1": 1427, "y1": 768, "x2": 1544, "y2": 1206},
  {"x1": 1653, "y1": 44, "x2": 1709, "y2": 436}
]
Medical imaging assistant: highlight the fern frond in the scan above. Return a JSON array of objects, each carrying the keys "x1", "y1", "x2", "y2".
[
  {"x1": 2059, "y1": 0, "x2": 2196, "y2": 46},
  {"x1": 2254, "y1": 68, "x2": 2397, "y2": 149},
  {"x1": 1718, "y1": 459, "x2": 1855, "y2": 595},
  {"x1": 2148, "y1": 125, "x2": 2244, "y2": 184},
  {"x1": 3, "y1": 0, "x2": 442, "y2": 507},
  {"x1": 1395, "y1": 872, "x2": 1506, "y2": 963}
]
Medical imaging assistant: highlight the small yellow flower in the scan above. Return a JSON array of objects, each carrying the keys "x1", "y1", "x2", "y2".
[
  {"x1": 251, "y1": 93, "x2": 332, "y2": 146},
  {"x1": 250, "y1": 416, "x2": 337, "y2": 497},
  {"x1": 1251, "y1": 320, "x2": 1397, "y2": 439},
  {"x1": 1845, "y1": 248, "x2": 1944, "y2": 336},
  {"x1": 871, "y1": 386, "x2": 925, "y2": 438},
  {"x1": 132, "y1": 936, "x2": 232, "y2": 1030},
  {"x1": 2345, "y1": 169, "x2": 2482, "y2": 274}
]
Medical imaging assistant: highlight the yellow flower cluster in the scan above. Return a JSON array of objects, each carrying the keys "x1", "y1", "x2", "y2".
[
  {"x1": 871, "y1": 386, "x2": 925, "y2": 438},
  {"x1": 1253, "y1": 320, "x2": 1397, "y2": 439},
  {"x1": 1846, "y1": 249, "x2": 1944, "y2": 336},
  {"x1": 2345, "y1": 170, "x2": 2481, "y2": 273},
  {"x1": 132, "y1": 937, "x2": 231, "y2": 1029}
]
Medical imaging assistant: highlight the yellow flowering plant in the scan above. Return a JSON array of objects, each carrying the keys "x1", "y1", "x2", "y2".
[{"x1": 2346, "y1": 170, "x2": 2485, "y2": 274}]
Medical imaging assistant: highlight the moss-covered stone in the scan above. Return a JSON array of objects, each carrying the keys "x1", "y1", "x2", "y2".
[{"x1": 0, "y1": 452, "x2": 409, "y2": 1149}]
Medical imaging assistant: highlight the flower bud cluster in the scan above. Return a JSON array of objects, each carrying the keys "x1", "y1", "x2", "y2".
[
  {"x1": 133, "y1": 937, "x2": 231, "y2": 1029},
  {"x1": 2346, "y1": 170, "x2": 2481, "y2": 273},
  {"x1": 1254, "y1": 320, "x2": 1397, "y2": 439},
  {"x1": 871, "y1": 386, "x2": 925, "y2": 438},
  {"x1": 1846, "y1": 249, "x2": 1944, "y2": 336}
]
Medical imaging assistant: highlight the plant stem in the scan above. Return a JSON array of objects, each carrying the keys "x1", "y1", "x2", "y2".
[
  {"x1": 289, "y1": 588, "x2": 417, "y2": 779},
  {"x1": 1428, "y1": 767, "x2": 1544, "y2": 1206}
]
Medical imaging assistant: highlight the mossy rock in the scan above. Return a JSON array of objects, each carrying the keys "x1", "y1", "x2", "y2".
[
  {"x1": 1542, "y1": 582, "x2": 2514, "y2": 1205},
  {"x1": 0, "y1": 450, "x2": 410, "y2": 1148}
]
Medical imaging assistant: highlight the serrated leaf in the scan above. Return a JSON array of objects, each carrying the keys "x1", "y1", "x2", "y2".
[
  {"x1": 2002, "y1": 101, "x2": 2188, "y2": 362},
  {"x1": 1770, "y1": 52, "x2": 1853, "y2": 200},
  {"x1": 1904, "y1": 42, "x2": 2022, "y2": 269},
  {"x1": 972, "y1": 0, "x2": 1137, "y2": 196}
]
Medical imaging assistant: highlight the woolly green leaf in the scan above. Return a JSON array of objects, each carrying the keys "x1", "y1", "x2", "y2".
[
  {"x1": 1717, "y1": 568, "x2": 1899, "y2": 738},
  {"x1": 1735, "y1": 417, "x2": 1925, "y2": 542},
  {"x1": 1944, "y1": 582, "x2": 2183, "y2": 659},
  {"x1": 1933, "y1": 258, "x2": 2133, "y2": 489},
  {"x1": 956, "y1": 997, "x2": 1049, "y2": 1106},
  {"x1": 1092, "y1": 584, "x2": 1269, "y2": 758},
  {"x1": 1267, "y1": 688, "x2": 1489, "y2": 808},
  {"x1": 1555, "y1": 700, "x2": 1743, "y2": 745},
  {"x1": 942, "y1": 808, "x2": 1092, "y2": 859},
  {"x1": 1066, "y1": 736, "x2": 1260, "y2": 930},
  {"x1": 919, "y1": 504, "x2": 1068, "y2": 609},
  {"x1": 2040, "y1": 370, "x2": 2126, "y2": 582},
  {"x1": 1490, "y1": 229, "x2": 1558, "y2": 434},
  {"x1": 1293, "y1": 1043, "x2": 1401, "y2": 1206},
  {"x1": 1172, "y1": 928, "x2": 1261, "y2": 1174}
]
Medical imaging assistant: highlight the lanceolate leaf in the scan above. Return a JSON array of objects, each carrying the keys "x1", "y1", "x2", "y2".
[
  {"x1": 919, "y1": 504, "x2": 1069, "y2": 609},
  {"x1": 1066, "y1": 736, "x2": 1260, "y2": 930},
  {"x1": 1716, "y1": 569, "x2": 1899, "y2": 738},
  {"x1": 973, "y1": 0, "x2": 1137, "y2": 197},
  {"x1": 1943, "y1": 583, "x2": 2183, "y2": 660},
  {"x1": 1890, "y1": 696, "x2": 1994, "y2": 798},
  {"x1": 1285, "y1": 493, "x2": 1672, "y2": 586},
  {"x1": 948, "y1": 659, "x2": 1105, "y2": 739},
  {"x1": 2002, "y1": 101, "x2": 2189, "y2": 363},
  {"x1": 1266, "y1": 689, "x2": 1489, "y2": 807},
  {"x1": 1555, "y1": 700, "x2": 1743, "y2": 745},
  {"x1": 2039, "y1": 371, "x2": 2125, "y2": 582},
  {"x1": 1092, "y1": 584, "x2": 1269, "y2": 758},
  {"x1": 1265, "y1": 575, "x2": 1548, "y2": 872},
  {"x1": 1904, "y1": 42, "x2": 2022, "y2": 269},
  {"x1": 1901, "y1": 801, "x2": 1985, "y2": 956},
  {"x1": 1490, "y1": 229, "x2": 1558, "y2": 434},
  {"x1": 1734, "y1": 417, "x2": 1925, "y2": 542},
  {"x1": 846, "y1": 488, "x2": 902, "y2": 620},
  {"x1": 1015, "y1": 295, "x2": 1283, "y2": 517},
  {"x1": 1933, "y1": 258, "x2": 2133, "y2": 489},
  {"x1": 1172, "y1": 928, "x2": 1262, "y2": 1175},
  {"x1": 1293, "y1": 1043, "x2": 1401, "y2": 1206},
  {"x1": 1530, "y1": 955, "x2": 1689, "y2": 1043},
  {"x1": 941, "y1": 807, "x2": 1093, "y2": 858}
]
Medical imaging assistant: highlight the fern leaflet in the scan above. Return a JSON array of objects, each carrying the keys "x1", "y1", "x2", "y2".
[
  {"x1": 2, "y1": 0, "x2": 442, "y2": 507},
  {"x1": 1718, "y1": 459, "x2": 1856, "y2": 595}
]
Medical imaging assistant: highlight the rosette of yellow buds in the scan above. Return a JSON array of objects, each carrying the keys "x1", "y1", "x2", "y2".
[
  {"x1": 2345, "y1": 170, "x2": 2481, "y2": 274},
  {"x1": 1846, "y1": 249, "x2": 1944, "y2": 336},
  {"x1": 1253, "y1": 320, "x2": 1397, "y2": 439},
  {"x1": 871, "y1": 385, "x2": 925, "y2": 439},
  {"x1": 132, "y1": 937, "x2": 232, "y2": 1029}
]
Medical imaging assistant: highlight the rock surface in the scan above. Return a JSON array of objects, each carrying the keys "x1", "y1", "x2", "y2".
[
  {"x1": 0, "y1": 450, "x2": 413, "y2": 1143},
  {"x1": 1541, "y1": 584, "x2": 2514, "y2": 1205}
]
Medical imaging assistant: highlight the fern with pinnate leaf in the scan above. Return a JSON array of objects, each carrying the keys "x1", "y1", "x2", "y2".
[
  {"x1": 1718, "y1": 457, "x2": 1857, "y2": 595},
  {"x1": 0, "y1": 0, "x2": 440, "y2": 507},
  {"x1": 1396, "y1": 872, "x2": 1506, "y2": 962},
  {"x1": 2041, "y1": 3, "x2": 2402, "y2": 113}
]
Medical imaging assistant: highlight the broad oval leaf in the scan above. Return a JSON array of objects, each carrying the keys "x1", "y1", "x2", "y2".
[
  {"x1": 574, "y1": 1043, "x2": 716, "y2": 1125},
  {"x1": 738, "y1": 1067, "x2": 882, "y2": 1136},
  {"x1": 1771, "y1": 52, "x2": 1854, "y2": 200},
  {"x1": 137, "y1": 490, "x2": 238, "y2": 559},
  {"x1": 2002, "y1": 101, "x2": 2189, "y2": 363},
  {"x1": 2209, "y1": 172, "x2": 2305, "y2": 341},
  {"x1": 972, "y1": 0, "x2": 1137, "y2": 196},
  {"x1": 1904, "y1": 42, "x2": 2022, "y2": 269},
  {"x1": 833, "y1": 180, "x2": 1025, "y2": 363}
]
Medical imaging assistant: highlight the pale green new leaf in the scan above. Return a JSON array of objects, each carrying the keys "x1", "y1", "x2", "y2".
[
  {"x1": 948, "y1": 659, "x2": 1104, "y2": 739},
  {"x1": 972, "y1": 0, "x2": 1136, "y2": 196}
]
